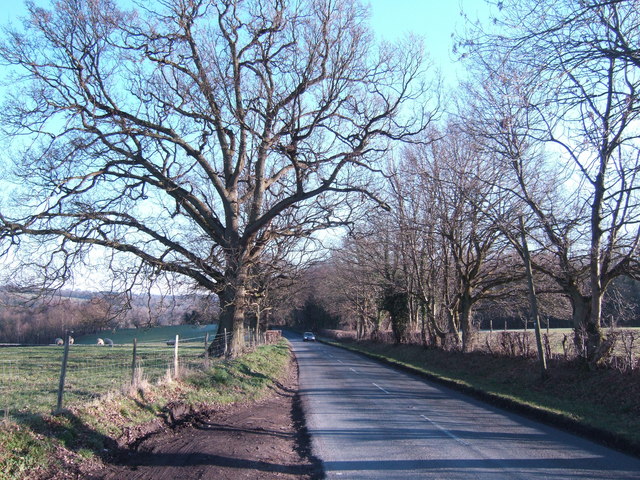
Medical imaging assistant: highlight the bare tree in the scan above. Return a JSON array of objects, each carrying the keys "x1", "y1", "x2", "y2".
[
  {"x1": 399, "y1": 127, "x2": 524, "y2": 352},
  {"x1": 0, "y1": 0, "x2": 433, "y2": 354},
  {"x1": 326, "y1": 236, "x2": 384, "y2": 339},
  {"x1": 243, "y1": 234, "x2": 312, "y2": 334},
  {"x1": 460, "y1": 0, "x2": 640, "y2": 365},
  {"x1": 343, "y1": 213, "x2": 411, "y2": 343},
  {"x1": 388, "y1": 158, "x2": 446, "y2": 345}
]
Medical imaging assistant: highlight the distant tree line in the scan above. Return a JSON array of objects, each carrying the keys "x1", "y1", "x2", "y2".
[{"x1": 0, "y1": 288, "x2": 217, "y2": 344}]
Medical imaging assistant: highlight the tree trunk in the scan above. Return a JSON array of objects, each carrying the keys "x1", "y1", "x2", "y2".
[
  {"x1": 588, "y1": 259, "x2": 605, "y2": 366},
  {"x1": 446, "y1": 306, "x2": 461, "y2": 348},
  {"x1": 356, "y1": 312, "x2": 365, "y2": 340},
  {"x1": 419, "y1": 302, "x2": 428, "y2": 346},
  {"x1": 460, "y1": 291, "x2": 476, "y2": 353},
  {"x1": 569, "y1": 289, "x2": 605, "y2": 366},
  {"x1": 408, "y1": 294, "x2": 419, "y2": 334},
  {"x1": 587, "y1": 160, "x2": 606, "y2": 365},
  {"x1": 569, "y1": 291, "x2": 591, "y2": 360},
  {"x1": 254, "y1": 304, "x2": 261, "y2": 345},
  {"x1": 460, "y1": 302, "x2": 477, "y2": 353},
  {"x1": 213, "y1": 262, "x2": 249, "y2": 357},
  {"x1": 519, "y1": 217, "x2": 547, "y2": 378}
]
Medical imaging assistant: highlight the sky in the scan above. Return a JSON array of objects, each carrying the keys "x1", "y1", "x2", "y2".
[
  {"x1": 1, "y1": 0, "x2": 489, "y2": 83},
  {"x1": 368, "y1": 0, "x2": 488, "y2": 82}
]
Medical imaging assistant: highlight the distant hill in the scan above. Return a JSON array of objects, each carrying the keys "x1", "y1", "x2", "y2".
[
  {"x1": 0, "y1": 285, "x2": 220, "y2": 344},
  {"x1": 74, "y1": 324, "x2": 218, "y2": 345}
]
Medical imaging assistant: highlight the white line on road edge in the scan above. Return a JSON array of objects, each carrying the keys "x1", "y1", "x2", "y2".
[
  {"x1": 420, "y1": 414, "x2": 470, "y2": 446},
  {"x1": 350, "y1": 367, "x2": 359, "y2": 373},
  {"x1": 373, "y1": 382, "x2": 390, "y2": 394},
  {"x1": 337, "y1": 359, "x2": 344, "y2": 364}
]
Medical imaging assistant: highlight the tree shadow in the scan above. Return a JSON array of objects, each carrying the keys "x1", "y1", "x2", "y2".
[
  {"x1": 292, "y1": 391, "x2": 324, "y2": 479},
  {"x1": 16, "y1": 408, "x2": 126, "y2": 465},
  {"x1": 106, "y1": 451, "x2": 319, "y2": 476},
  {"x1": 237, "y1": 363, "x2": 297, "y2": 394},
  {"x1": 101, "y1": 407, "x2": 323, "y2": 479}
]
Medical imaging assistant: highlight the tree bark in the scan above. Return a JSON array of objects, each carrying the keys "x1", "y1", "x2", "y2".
[
  {"x1": 519, "y1": 217, "x2": 548, "y2": 378},
  {"x1": 459, "y1": 290, "x2": 476, "y2": 353},
  {"x1": 568, "y1": 290, "x2": 592, "y2": 360},
  {"x1": 215, "y1": 260, "x2": 249, "y2": 356}
]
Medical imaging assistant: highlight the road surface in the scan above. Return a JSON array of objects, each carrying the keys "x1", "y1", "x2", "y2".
[{"x1": 288, "y1": 333, "x2": 640, "y2": 479}]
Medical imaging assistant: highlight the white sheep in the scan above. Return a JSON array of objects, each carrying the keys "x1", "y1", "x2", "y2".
[{"x1": 97, "y1": 338, "x2": 104, "y2": 345}]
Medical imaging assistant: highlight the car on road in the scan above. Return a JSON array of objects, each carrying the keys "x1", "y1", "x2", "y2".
[{"x1": 303, "y1": 332, "x2": 316, "y2": 342}]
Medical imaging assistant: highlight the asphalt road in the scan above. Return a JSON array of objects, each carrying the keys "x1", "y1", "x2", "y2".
[{"x1": 287, "y1": 333, "x2": 640, "y2": 480}]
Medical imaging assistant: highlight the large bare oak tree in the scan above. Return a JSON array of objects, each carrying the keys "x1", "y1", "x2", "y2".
[{"x1": 0, "y1": 0, "x2": 430, "y2": 354}]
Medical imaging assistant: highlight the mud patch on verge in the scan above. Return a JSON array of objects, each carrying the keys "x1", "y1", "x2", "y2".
[{"x1": 96, "y1": 357, "x2": 322, "y2": 479}]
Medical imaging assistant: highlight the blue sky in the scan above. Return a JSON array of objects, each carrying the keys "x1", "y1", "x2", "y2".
[
  {"x1": 2, "y1": 0, "x2": 488, "y2": 82},
  {"x1": 368, "y1": 0, "x2": 487, "y2": 81}
]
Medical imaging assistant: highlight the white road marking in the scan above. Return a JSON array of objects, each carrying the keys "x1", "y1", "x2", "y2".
[
  {"x1": 372, "y1": 382, "x2": 390, "y2": 394},
  {"x1": 420, "y1": 414, "x2": 470, "y2": 446},
  {"x1": 350, "y1": 367, "x2": 359, "y2": 373},
  {"x1": 337, "y1": 359, "x2": 344, "y2": 364}
]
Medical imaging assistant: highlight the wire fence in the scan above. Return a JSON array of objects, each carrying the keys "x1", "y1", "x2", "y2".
[{"x1": 0, "y1": 328, "x2": 272, "y2": 418}]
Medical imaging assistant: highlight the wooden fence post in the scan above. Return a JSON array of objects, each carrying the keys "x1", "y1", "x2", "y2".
[
  {"x1": 174, "y1": 335, "x2": 179, "y2": 379},
  {"x1": 55, "y1": 332, "x2": 72, "y2": 414},
  {"x1": 204, "y1": 332, "x2": 209, "y2": 367},
  {"x1": 131, "y1": 338, "x2": 138, "y2": 387}
]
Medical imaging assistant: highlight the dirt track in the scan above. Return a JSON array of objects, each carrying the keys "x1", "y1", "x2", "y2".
[{"x1": 95, "y1": 362, "x2": 322, "y2": 480}]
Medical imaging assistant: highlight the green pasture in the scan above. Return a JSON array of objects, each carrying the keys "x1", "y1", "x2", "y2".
[
  {"x1": 480, "y1": 327, "x2": 640, "y2": 358},
  {"x1": 73, "y1": 323, "x2": 218, "y2": 345},
  {"x1": 0, "y1": 342, "x2": 208, "y2": 418},
  {"x1": 0, "y1": 340, "x2": 291, "y2": 480}
]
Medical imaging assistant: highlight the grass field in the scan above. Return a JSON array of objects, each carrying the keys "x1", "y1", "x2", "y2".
[
  {"x1": 330, "y1": 327, "x2": 640, "y2": 361},
  {"x1": 0, "y1": 340, "x2": 291, "y2": 480},
  {"x1": 480, "y1": 327, "x2": 640, "y2": 361},
  {"x1": 74, "y1": 323, "x2": 218, "y2": 345},
  {"x1": 0, "y1": 342, "x2": 208, "y2": 419}
]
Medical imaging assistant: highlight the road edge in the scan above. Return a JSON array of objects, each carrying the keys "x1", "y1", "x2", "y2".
[
  {"x1": 318, "y1": 337, "x2": 640, "y2": 460},
  {"x1": 290, "y1": 351, "x2": 326, "y2": 480}
]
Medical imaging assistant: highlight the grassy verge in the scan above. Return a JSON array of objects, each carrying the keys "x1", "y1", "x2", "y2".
[
  {"x1": 1, "y1": 344, "x2": 206, "y2": 417},
  {"x1": 322, "y1": 338, "x2": 640, "y2": 456},
  {"x1": 0, "y1": 340, "x2": 291, "y2": 480}
]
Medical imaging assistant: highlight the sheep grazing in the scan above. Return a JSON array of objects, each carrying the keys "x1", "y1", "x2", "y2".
[
  {"x1": 55, "y1": 338, "x2": 64, "y2": 346},
  {"x1": 104, "y1": 338, "x2": 114, "y2": 347},
  {"x1": 97, "y1": 338, "x2": 104, "y2": 345},
  {"x1": 68, "y1": 337, "x2": 74, "y2": 345}
]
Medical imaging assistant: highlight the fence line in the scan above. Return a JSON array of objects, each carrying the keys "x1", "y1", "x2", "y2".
[{"x1": 0, "y1": 328, "x2": 256, "y2": 418}]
